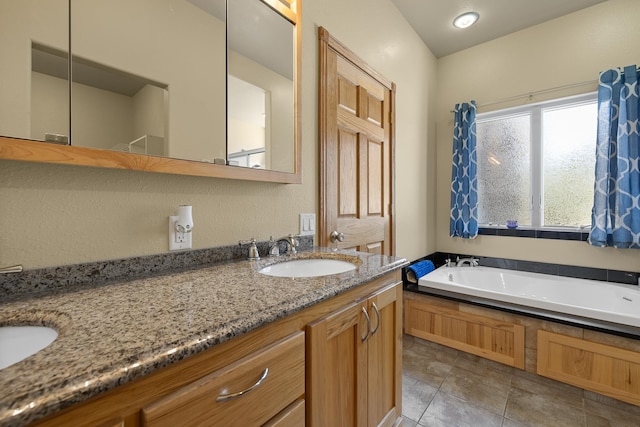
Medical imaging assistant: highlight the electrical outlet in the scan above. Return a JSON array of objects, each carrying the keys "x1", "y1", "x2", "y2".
[
  {"x1": 169, "y1": 215, "x2": 192, "y2": 250},
  {"x1": 299, "y1": 213, "x2": 316, "y2": 236}
]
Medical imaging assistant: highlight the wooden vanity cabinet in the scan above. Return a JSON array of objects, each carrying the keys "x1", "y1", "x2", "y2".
[
  {"x1": 306, "y1": 283, "x2": 402, "y2": 427},
  {"x1": 31, "y1": 332, "x2": 305, "y2": 427},
  {"x1": 30, "y1": 271, "x2": 402, "y2": 427}
]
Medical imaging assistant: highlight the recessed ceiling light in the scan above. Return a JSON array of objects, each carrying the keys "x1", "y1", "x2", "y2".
[{"x1": 453, "y1": 12, "x2": 479, "y2": 29}]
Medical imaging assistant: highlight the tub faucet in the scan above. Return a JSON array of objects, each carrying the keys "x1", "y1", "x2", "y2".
[{"x1": 456, "y1": 256, "x2": 478, "y2": 267}]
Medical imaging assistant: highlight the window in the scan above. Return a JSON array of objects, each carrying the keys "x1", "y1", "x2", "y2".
[{"x1": 476, "y1": 93, "x2": 598, "y2": 230}]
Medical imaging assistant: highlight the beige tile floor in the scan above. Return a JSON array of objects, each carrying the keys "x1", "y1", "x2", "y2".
[{"x1": 402, "y1": 335, "x2": 640, "y2": 427}]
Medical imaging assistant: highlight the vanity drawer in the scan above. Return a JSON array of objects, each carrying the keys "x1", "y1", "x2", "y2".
[{"x1": 141, "y1": 332, "x2": 305, "y2": 427}]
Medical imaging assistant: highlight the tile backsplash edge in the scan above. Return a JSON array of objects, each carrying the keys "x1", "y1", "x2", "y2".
[{"x1": 1, "y1": 236, "x2": 314, "y2": 299}]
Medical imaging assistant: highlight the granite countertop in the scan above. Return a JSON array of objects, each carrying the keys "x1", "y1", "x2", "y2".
[{"x1": 0, "y1": 248, "x2": 407, "y2": 426}]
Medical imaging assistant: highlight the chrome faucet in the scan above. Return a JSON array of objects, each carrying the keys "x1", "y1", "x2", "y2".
[
  {"x1": 239, "y1": 238, "x2": 260, "y2": 260},
  {"x1": 268, "y1": 236, "x2": 280, "y2": 256},
  {"x1": 456, "y1": 256, "x2": 479, "y2": 267},
  {"x1": 270, "y1": 234, "x2": 299, "y2": 256}
]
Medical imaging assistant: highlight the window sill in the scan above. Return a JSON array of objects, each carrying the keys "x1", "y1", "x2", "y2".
[{"x1": 478, "y1": 226, "x2": 589, "y2": 241}]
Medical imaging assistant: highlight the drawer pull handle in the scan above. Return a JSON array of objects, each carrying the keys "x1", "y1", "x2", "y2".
[
  {"x1": 361, "y1": 307, "x2": 371, "y2": 342},
  {"x1": 371, "y1": 302, "x2": 381, "y2": 336},
  {"x1": 216, "y1": 368, "x2": 269, "y2": 402}
]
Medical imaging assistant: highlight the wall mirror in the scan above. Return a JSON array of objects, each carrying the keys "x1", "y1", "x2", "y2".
[
  {"x1": 0, "y1": 0, "x2": 301, "y2": 183},
  {"x1": 227, "y1": 0, "x2": 295, "y2": 172}
]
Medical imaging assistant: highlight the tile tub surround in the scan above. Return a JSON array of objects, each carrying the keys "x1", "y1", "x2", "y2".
[
  {"x1": 403, "y1": 253, "x2": 640, "y2": 340},
  {"x1": 402, "y1": 251, "x2": 640, "y2": 288},
  {"x1": 0, "y1": 247, "x2": 407, "y2": 426}
]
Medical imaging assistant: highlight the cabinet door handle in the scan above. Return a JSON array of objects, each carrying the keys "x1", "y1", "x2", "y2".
[
  {"x1": 361, "y1": 307, "x2": 371, "y2": 342},
  {"x1": 370, "y1": 302, "x2": 381, "y2": 336},
  {"x1": 216, "y1": 368, "x2": 269, "y2": 402}
]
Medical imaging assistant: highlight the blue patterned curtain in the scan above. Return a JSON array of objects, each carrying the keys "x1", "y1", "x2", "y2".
[
  {"x1": 450, "y1": 101, "x2": 478, "y2": 238},
  {"x1": 589, "y1": 65, "x2": 640, "y2": 248}
]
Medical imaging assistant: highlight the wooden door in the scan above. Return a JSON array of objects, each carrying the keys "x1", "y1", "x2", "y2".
[
  {"x1": 319, "y1": 27, "x2": 396, "y2": 255},
  {"x1": 306, "y1": 300, "x2": 368, "y2": 427},
  {"x1": 366, "y1": 284, "x2": 402, "y2": 427}
]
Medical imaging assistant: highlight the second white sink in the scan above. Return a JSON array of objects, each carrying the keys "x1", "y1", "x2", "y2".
[
  {"x1": 0, "y1": 326, "x2": 58, "y2": 370},
  {"x1": 259, "y1": 258, "x2": 357, "y2": 278}
]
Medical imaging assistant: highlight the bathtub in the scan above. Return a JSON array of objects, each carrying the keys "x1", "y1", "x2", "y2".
[{"x1": 417, "y1": 265, "x2": 640, "y2": 332}]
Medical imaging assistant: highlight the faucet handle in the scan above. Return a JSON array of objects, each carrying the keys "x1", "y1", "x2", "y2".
[
  {"x1": 288, "y1": 234, "x2": 300, "y2": 254},
  {"x1": 239, "y1": 238, "x2": 260, "y2": 260},
  {"x1": 0, "y1": 265, "x2": 23, "y2": 274},
  {"x1": 268, "y1": 236, "x2": 280, "y2": 257}
]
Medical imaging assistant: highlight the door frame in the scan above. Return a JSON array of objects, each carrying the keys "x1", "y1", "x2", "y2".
[{"x1": 317, "y1": 26, "x2": 397, "y2": 255}]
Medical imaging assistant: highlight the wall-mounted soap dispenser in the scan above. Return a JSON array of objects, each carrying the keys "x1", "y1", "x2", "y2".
[{"x1": 169, "y1": 205, "x2": 193, "y2": 250}]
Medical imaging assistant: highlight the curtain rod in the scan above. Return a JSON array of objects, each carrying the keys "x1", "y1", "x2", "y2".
[{"x1": 450, "y1": 79, "x2": 598, "y2": 112}]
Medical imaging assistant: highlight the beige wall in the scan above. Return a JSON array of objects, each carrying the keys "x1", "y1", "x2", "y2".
[
  {"x1": 30, "y1": 72, "x2": 72, "y2": 142},
  {"x1": 32, "y1": 74, "x2": 166, "y2": 154},
  {"x1": 133, "y1": 85, "x2": 166, "y2": 145},
  {"x1": 32, "y1": 73, "x2": 165, "y2": 152},
  {"x1": 435, "y1": 0, "x2": 640, "y2": 271},
  {"x1": 71, "y1": 80, "x2": 135, "y2": 151},
  {"x1": 0, "y1": 0, "x2": 437, "y2": 269}
]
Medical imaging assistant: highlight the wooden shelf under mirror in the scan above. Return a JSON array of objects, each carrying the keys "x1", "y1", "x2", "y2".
[
  {"x1": 0, "y1": 0, "x2": 301, "y2": 184},
  {"x1": 0, "y1": 136, "x2": 301, "y2": 184}
]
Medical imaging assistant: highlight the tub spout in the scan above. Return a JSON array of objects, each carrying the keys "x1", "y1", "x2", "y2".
[{"x1": 456, "y1": 256, "x2": 478, "y2": 267}]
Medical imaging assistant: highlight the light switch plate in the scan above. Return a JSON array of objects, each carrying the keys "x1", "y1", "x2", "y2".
[
  {"x1": 299, "y1": 213, "x2": 316, "y2": 236},
  {"x1": 169, "y1": 215, "x2": 192, "y2": 250}
]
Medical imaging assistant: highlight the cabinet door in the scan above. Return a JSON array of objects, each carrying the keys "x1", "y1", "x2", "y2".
[
  {"x1": 366, "y1": 284, "x2": 402, "y2": 427},
  {"x1": 306, "y1": 300, "x2": 368, "y2": 427}
]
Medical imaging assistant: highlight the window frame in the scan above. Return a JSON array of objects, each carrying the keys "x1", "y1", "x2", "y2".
[{"x1": 476, "y1": 92, "x2": 598, "y2": 234}]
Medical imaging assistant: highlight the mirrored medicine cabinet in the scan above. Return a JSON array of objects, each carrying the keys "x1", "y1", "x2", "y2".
[{"x1": 0, "y1": 0, "x2": 301, "y2": 183}]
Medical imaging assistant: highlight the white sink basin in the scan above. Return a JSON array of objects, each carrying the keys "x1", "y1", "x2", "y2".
[
  {"x1": 0, "y1": 326, "x2": 58, "y2": 370},
  {"x1": 259, "y1": 258, "x2": 357, "y2": 278}
]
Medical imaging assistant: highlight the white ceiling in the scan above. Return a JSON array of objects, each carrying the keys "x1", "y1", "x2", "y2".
[{"x1": 390, "y1": 0, "x2": 608, "y2": 58}]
